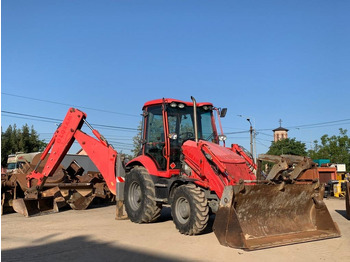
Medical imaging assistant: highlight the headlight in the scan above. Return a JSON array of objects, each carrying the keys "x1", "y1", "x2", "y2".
[
  {"x1": 218, "y1": 135, "x2": 227, "y2": 141},
  {"x1": 170, "y1": 102, "x2": 185, "y2": 108},
  {"x1": 182, "y1": 162, "x2": 192, "y2": 176},
  {"x1": 203, "y1": 105, "x2": 212, "y2": 110}
]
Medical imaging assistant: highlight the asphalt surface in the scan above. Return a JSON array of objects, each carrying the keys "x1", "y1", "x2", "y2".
[{"x1": 1, "y1": 198, "x2": 350, "y2": 262}]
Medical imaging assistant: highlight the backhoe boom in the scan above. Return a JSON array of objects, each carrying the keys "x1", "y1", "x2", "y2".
[{"x1": 26, "y1": 108, "x2": 117, "y2": 196}]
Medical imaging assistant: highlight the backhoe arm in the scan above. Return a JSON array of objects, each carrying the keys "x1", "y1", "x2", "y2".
[{"x1": 26, "y1": 108, "x2": 117, "y2": 195}]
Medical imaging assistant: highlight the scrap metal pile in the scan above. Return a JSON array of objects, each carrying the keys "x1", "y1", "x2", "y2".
[{"x1": 1, "y1": 153, "x2": 115, "y2": 217}]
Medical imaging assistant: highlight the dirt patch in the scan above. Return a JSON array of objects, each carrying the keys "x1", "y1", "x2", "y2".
[{"x1": 2, "y1": 198, "x2": 350, "y2": 262}]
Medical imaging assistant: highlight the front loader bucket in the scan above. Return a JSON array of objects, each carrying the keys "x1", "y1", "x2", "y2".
[
  {"x1": 12, "y1": 197, "x2": 59, "y2": 217},
  {"x1": 213, "y1": 183, "x2": 340, "y2": 250}
]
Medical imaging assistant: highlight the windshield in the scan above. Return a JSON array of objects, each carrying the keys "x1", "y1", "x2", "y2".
[
  {"x1": 7, "y1": 163, "x2": 16, "y2": 170},
  {"x1": 167, "y1": 106, "x2": 216, "y2": 143}
]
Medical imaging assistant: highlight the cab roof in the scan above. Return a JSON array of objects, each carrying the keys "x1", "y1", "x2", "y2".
[{"x1": 143, "y1": 98, "x2": 213, "y2": 109}]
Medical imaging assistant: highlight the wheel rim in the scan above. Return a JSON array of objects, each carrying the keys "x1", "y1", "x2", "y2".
[
  {"x1": 129, "y1": 181, "x2": 142, "y2": 211},
  {"x1": 175, "y1": 196, "x2": 190, "y2": 224}
]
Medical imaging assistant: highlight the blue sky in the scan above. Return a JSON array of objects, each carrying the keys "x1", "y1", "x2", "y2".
[{"x1": 2, "y1": 0, "x2": 350, "y2": 156}]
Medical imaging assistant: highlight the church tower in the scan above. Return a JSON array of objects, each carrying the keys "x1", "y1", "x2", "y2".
[{"x1": 273, "y1": 119, "x2": 288, "y2": 142}]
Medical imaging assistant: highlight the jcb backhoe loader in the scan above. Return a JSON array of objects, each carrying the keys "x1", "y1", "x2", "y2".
[{"x1": 12, "y1": 97, "x2": 340, "y2": 250}]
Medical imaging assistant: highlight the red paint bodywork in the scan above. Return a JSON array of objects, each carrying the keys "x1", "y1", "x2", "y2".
[
  {"x1": 28, "y1": 99, "x2": 256, "y2": 202},
  {"x1": 26, "y1": 108, "x2": 118, "y2": 195},
  {"x1": 131, "y1": 98, "x2": 256, "y2": 199},
  {"x1": 143, "y1": 98, "x2": 213, "y2": 109},
  {"x1": 182, "y1": 140, "x2": 256, "y2": 198}
]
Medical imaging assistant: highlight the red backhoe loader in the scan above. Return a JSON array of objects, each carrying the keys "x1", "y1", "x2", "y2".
[{"x1": 11, "y1": 97, "x2": 340, "y2": 250}]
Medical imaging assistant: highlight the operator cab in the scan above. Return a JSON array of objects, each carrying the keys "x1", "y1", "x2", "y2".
[{"x1": 141, "y1": 98, "x2": 226, "y2": 171}]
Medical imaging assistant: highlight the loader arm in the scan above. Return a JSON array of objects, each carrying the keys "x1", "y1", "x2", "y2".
[
  {"x1": 26, "y1": 108, "x2": 117, "y2": 195},
  {"x1": 231, "y1": 144, "x2": 257, "y2": 170}
]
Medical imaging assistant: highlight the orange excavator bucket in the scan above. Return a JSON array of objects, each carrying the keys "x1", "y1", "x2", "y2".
[{"x1": 214, "y1": 182, "x2": 341, "y2": 250}]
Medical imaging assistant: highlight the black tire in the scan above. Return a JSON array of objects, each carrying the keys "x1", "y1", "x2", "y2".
[
  {"x1": 171, "y1": 184, "x2": 209, "y2": 235},
  {"x1": 124, "y1": 166, "x2": 161, "y2": 223}
]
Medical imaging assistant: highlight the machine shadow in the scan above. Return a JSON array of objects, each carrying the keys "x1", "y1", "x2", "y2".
[
  {"x1": 2, "y1": 235, "x2": 182, "y2": 262},
  {"x1": 335, "y1": 209, "x2": 349, "y2": 220}
]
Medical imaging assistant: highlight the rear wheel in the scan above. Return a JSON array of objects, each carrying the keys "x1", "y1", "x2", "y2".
[
  {"x1": 171, "y1": 184, "x2": 209, "y2": 235},
  {"x1": 124, "y1": 166, "x2": 161, "y2": 223}
]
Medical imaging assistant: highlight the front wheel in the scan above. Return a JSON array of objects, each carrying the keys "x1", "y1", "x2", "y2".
[
  {"x1": 124, "y1": 166, "x2": 161, "y2": 223},
  {"x1": 171, "y1": 184, "x2": 209, "y2": 235}
]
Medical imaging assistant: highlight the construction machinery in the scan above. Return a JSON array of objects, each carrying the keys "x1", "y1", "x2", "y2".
[
  {"x1": 9, "y1": 97, "x2": 341, "y2": 250},
  {"x1": 2, "y1": 152, "x2": 115, "y2": 216},
  {"x1": 316, "y1": 163, "x2": 348, "y2": 198}
]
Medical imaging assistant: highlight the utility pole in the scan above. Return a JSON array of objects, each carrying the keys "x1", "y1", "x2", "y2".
[
  {"x1": 247, "y1": 118, "x2": 253, "y2": 160},
  {"x1": 238, "y1": 115, "x2": 256, "y2": 164}
]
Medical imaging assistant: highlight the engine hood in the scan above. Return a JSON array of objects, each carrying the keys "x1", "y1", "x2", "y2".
[{"x1": 183, "y1": 140, "x2": 246, "y2": 164}]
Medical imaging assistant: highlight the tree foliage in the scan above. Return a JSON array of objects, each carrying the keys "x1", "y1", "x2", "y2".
[
  {"x1": 131, "y1": 121, "x2": 142, "y2": 158},
  {"x1": 267, "y1": 138, "x2": 307, "y2": 156},
  {"x1": 1, "y1": 124, "x2": 47, "y2": 167},
  {"x1": 308, "y1": 128, "x2": 350, "y2": 171}
]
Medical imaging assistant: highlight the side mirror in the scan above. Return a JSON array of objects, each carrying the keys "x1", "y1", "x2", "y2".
[{"x1": 220, "y1": 108, "x2": 227, "y2": 118}]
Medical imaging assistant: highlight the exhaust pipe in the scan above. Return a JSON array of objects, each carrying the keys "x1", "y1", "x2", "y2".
[{"x1": 191, "y1": 96, "x2": 198, "y2": 143}]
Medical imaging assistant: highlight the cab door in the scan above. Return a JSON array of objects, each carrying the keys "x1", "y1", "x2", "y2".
[{"x1": 143, "y1": 105, "x2": 167, "y2": 170}]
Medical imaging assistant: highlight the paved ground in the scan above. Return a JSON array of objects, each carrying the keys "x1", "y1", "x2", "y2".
[{"x1": 1, "y1": 198, "x2": 350, "y2": 262}]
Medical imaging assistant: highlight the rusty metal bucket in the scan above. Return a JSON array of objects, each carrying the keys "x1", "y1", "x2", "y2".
[
  {"x1": 213, "y1": 183, "x2": 341, "y2": 250},
  {"x1": 12, "y1": 197, "x2": 59, "y2": 217},
  {"x1": 67, "y1": 191, "x2": 95, "y2": 210}
]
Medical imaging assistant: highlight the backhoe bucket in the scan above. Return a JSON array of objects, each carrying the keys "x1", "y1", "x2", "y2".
[
  {"x1": 214, "y1": 183, "x2": 340, "y2": 250},
  {"x1": 12, "y1": 197, "x2": 59, "y2": 217}
]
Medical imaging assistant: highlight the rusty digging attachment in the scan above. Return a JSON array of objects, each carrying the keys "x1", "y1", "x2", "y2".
[
  {"x1": 12, "y1": 196, "x2": 59, "y2": 217},
  {"x1": 2, "y1": 154, "x2": 115, "y2": 217},
  {"x1": 213, "y1": 182, "x2": 341, "y2": 250}
]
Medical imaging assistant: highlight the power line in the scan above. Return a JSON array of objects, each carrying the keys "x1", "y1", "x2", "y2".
[
  {"x1": 258, "y1": 132, "x2": 274, "y2": 138},
  {"x1": 4, "y1": 92, "x2": 350, "y2": 130},
  {"x1": 225, "y1": 130, "x2": 250, "y2": 135},
  {"x1": 2, "y1": 92, "x2": 140, "y2": 118},
  {"x1": 287, "y1": 119, "x2": 350, "y2": 129},
  {"x1": 2, "y1": 110, "x2": 138, "y2": 131},
  {"x1": 255, "y1": 140, "x2": 270, "y2": 148},
  {"x1": 256, "y1": 119, "x2": 350, "y2": 132},
  {"x1": 2, "y1": 113, "x2": 60, "y2": 124},
  {"x1": 2, "y1": 110, "x2": 62, "y2": 122}
]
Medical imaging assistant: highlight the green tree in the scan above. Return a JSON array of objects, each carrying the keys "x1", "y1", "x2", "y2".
[
  {"x1": 267, "y1": 138, "x2": 307, "y2": 156},
  {"x1": 19, "y1": 124, "x2": 31, "y2": 152},
  {"x1": 1, "y1": 124, "x2": 47, "y2": 167},
  {"x1": 308, "y1": 128, "x2": 350, "y2": 171},
  {"x1": 131, "y1": 121, "x2": 142, "y2": 158}
]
